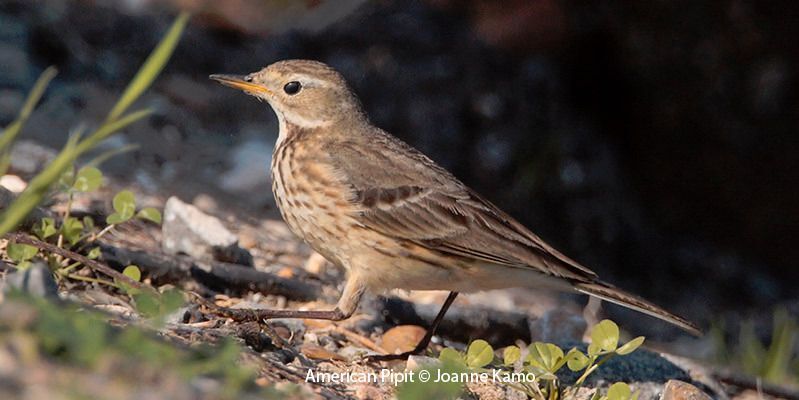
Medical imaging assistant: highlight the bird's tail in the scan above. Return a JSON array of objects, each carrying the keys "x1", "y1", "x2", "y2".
[{"x1": 574, "y1": 280, "x2": 702, "y2": 336}]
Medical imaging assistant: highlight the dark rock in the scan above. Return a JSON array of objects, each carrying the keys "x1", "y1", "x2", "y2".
[{"x1": 3, "y1": 261, "x2": 59, "y2": 299}]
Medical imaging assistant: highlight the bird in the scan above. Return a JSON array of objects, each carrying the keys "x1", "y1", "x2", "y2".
[{"x1": 209, "y1": 59, "x2": 701, "y2": 359}]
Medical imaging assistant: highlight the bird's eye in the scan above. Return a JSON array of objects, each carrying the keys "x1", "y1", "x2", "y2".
[
  {"x1": 283, "y1": 81, "x2": 302, "y2": 95},
  {"x1": 244, "y1": 75, "x2": 253, "y2": 82}
]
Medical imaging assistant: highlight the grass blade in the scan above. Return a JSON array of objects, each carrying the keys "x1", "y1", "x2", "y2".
[
  {"x1": 0, "y1": 128, "x2": 82, "y2": 234},
  {"x1": 106, "y1": 12, "x2": 189, "y2": 122},
  {"x1": 0, "y1": 67, "x2": 58, "y2": 151},
  {"x1": 76, "y1": 109, "x2": 152, "y2": 154}
]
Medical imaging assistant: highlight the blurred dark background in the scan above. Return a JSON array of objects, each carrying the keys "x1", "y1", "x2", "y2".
[{"x1": 1, "y1": 0, "x2": 797, "y2": 336}]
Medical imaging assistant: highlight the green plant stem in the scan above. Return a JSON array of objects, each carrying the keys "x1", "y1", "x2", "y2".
[
  {"x1": 60, "y1": 261, "x2": 83, "y2": 274},
  {"x1": 4, "y1": 232, "x2": 149, "y2": 292},
  {"x1": 93, "y1": 224, "x2": 116, "y2": 242},
  {"x1": 62, "y1": 272, "x2": 118, "y2": 289}
]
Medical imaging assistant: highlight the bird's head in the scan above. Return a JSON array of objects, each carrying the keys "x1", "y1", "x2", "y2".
[{"x1": 210, "y1": 59, "x2": 364, "y2": 129}]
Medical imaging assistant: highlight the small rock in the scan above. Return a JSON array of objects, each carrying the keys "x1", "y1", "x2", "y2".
[
  {"x1": 161, "y1": 196, "x2": 252, "y2": 265},
  {"x1": 268, "y1": 318, "x2": 306, "y2": 341},
  {"x1": 300, "y1": 344, "x2": 346, "y2": 361},
  {"x1": 338, "y1": 345, "x2": 370, "y2": 360},
  {"x1": 529, "y1": 308, "x2": 587, "y2": 343},
  {"x1": 380, "y1": 325, "x2": 426, "y2": 355},
  {"x1": 0, "y1": 175, "x2": 26, "y2": 193},
  {"x1": 662, "y1": 380, "x2": 712, "y2": 400},
  {"x1": 303, "y1": 252, "x2": 329, "y2": 275},
  {"x1": 192, "y1": 193, "x2": 218, "y2": 214},
  {"x1": 3, "y1": 262, "x2": 59, "y2": 299},
  {"x1": 406, "y1": 355, "x2": 440, "y2": 371},
  {"x1": 9, "y1": 140, "x2": 57, "y2": 176}
]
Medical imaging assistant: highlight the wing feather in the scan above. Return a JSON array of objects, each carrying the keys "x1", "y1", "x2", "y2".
[{"x1": 325, "y1": 130, "x2": 597, "y2": 281}]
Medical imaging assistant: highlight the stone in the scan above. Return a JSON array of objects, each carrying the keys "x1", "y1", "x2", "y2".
[
  {"x1": 3, "y1": 262, "x2": 59, "y2": 299},
  {"x1": 0, "y1": 175, "x2": 26, "y2": 193},
  {"x1": 529, "y1": 308, "x2": 587, "y2": 343},
  {"x1": 161, "y1": 196, "x2": 252, "y2": 265},
  {"x1": 662, "y1": 380, "x2": 712, "y2": 400},
  {"x1": 406, "y1": 355, "x2": 440, "y2": 371},
  {"x1": 268, "y1": 318, "x2": 306, "y2": 340},
  {"x1": 9, "y1": 140, "x2": 57, "y2": 176}
]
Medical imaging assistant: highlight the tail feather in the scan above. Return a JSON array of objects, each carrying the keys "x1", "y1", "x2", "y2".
[{"x1": 575, "y1": 281, "x2": 702, "y2": 336}]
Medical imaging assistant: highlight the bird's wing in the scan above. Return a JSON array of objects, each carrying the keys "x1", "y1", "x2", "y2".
[{"x1": 325, "y1": 130, "x2": 598, "y2": 282}]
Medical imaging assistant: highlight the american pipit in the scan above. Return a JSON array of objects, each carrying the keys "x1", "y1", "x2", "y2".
[{"x1": 210, "y1": 60, "x2": 700, "y2": 359}]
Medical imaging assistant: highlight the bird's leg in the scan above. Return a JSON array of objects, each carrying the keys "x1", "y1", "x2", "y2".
[
  {"x1": 201, "y1": 277, "x2": 366, "y2": 322},
  {"x1": 367, "y1": 291, "x2": 460, "y2": 362}
]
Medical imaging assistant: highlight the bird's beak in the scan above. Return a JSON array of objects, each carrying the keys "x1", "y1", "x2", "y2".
[{"x1": 209, "y1": 74, "x2": 273, "y2": 96}]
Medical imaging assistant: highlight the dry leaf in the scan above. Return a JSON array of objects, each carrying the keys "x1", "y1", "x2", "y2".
[{"x1": 379, "y1": 325, "x2": 426, "y2": 354}]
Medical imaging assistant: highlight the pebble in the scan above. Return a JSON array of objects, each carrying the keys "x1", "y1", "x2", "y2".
[
  {"x1": 405, "y1": 355, "x2": 440, "y2": 371},
  {"x1": 528, "y1": 308, "x2": 587, "y2": 343},
  {"x1": 662, "y1": 380, "x2": 712, "y2": 400},
  {"x1": 0, "y1": 175, "x2": 26, "y2": 193},
  {"x1": 9, "y1": 140, "x2": 57, "y2": 176},
  {"x1": 161, "y1": 196, "x2": 252, "y2": 265}
]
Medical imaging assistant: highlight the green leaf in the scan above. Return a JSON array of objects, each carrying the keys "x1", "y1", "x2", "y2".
[
  {"x1": 57, "y1": 164, "x2": 76, "y2": 190},
  {"x1": 439, "y1": 348, "x2": 463, "y2": 365},
  {"x1": 87, "y1": 246, "x2": 102, "y2": 260},
  {"x1": 33, "y1": 217, "x2": 58, "y2": 240},
  {"x1": 123, "y1": 265, "x2": 141, "y2": 282},
  {"x1": 105, "y1": 214, "x2": 123, "y2": 224},
  {"x1": 465, "y1": 339, "x2": 494, "y2": 368},
  {"x1": 397, "y1": 365, "x2": 464, "y2": 400},
  {"x1": 136, "y1": 207, "x2": 162, "y2": 224},
  {"x1": 83, "y1": 216, "x2": 95, "y2": 231},
  {"x1": 159, "y1": 288, "x2": 185, "y2": 315},
  {"x1": 133, "y1": 292, "x2": 159, "y2": 316},
  {"x1": 61, "y1": 217, "x2": 84, "y2": 245},
  {"x1": 107, "y1": 190, "x2": 135, "y2": 224},
  {"x1": 527, "y1": 342, "x2": 564, "y2": 373},
  {"x1": 503, "y1": 345, "x2": 521, "y2": 366},
  {"x1": 113, "y1": 190, "x2": 136, "y2": 215},
  {"x1": 615, "y1": 336, "x2": 645, "y2": 355},
  {"x1": 591, "y1": 320, "x2": 620, "y2": 353},
  {"x1": 106, "y1": 13, "x2": 189, "y2": 122},
  {"x1": 74, "y1": 109, "x2": 151, "y2": 155},
  {"x1": 606, "y1": 382, "x2": 632, "y2": 400},
  {"x1": 0, "y1": 128, "x2": 82, "y2": 235},
  {"x1": 587, "y1": 342, "x2": 602, "y2": 358},
  {"x1": 565, "y1": 348, "x2": 590, "y2": 371},
  {"x1": 16, "y1": 260, "x2": 32, "y2": 270},
  {"x1": 8, "y1": 243, "x2": 37, "y2": 262},
  {"x1": 72, "y1": 166, "x2": 103, "y2": 192}
]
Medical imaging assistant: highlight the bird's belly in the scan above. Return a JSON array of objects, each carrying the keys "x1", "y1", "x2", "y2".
[{"x1": 271, "y1": 158, "x2": 358, "y2": 267}]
